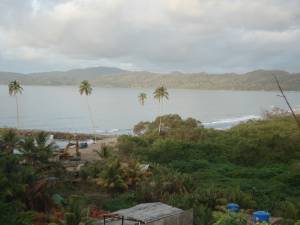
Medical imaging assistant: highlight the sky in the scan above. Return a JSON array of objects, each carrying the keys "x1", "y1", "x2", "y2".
[{"x1": 0, "y1": 0, "x2": 299, "y2": 73}]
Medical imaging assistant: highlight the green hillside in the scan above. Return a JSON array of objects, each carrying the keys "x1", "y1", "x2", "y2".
[{"x1": 0, "y1": 67, "x2": 300, "y2": 90}]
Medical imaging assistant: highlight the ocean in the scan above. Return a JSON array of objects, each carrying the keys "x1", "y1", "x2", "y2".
[{"x1": 1, "y1": 85, "x2": 300, "y2": 134}]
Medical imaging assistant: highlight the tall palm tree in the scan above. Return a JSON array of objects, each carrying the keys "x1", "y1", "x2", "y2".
[
  {"x1": 8, "y1": 80, "x2": 23, "y2": 128},
  {"x1": 79, "y1": 80, "x2": 96, "y2": 143},
  {"x1": 138, "y1": 93, "x2": 147, "y2": 106},
  {"x1": 153, "y1": 86, "x2": 169, "y2": 134}
]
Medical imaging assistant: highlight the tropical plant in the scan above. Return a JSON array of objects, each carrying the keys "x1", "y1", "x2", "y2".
[
  {"x1": 95, "y1": 158, "x2": 148, "y2": 192},
  {"x1": 19, "y1": 132, "x2": 58, "y2": 170},
  {"x1": 138, "y1": 92, "x2": 147, "y2": 106},
  {"x1": 0, "y1": 129, "x2": 20, "y2": 154},
  {"x1": 56, "y1": 198, "x2": 93, "y2": 225},
  {"x1": 0, "y1": 153, "x2": 35, "y2": 225},
  {"x1": 96, "y1": 158, "x2": 128, "y2": 192},
  {"x1": 153, "y1": 86, "x2": 169, "y2": 134},
  {"x1": 94, "y1": 143, "x2": 111, "y2": 159},
  {"x1": 8, "y1": 80, "x2": 23, "y2": 128},
  {"x1": 79, "y1": 80, "x2": 96, "y2": 143},
  {"x1": 212, "y1": 212, "x2": 247, "y2": 225},
  {"x1": 19, "y1": 136, "x2": 36, "y2": 166}
]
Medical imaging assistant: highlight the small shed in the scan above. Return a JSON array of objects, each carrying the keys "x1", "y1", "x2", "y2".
[{"x1": 97, "y1": 202, "x2": 193, "y2": 225}]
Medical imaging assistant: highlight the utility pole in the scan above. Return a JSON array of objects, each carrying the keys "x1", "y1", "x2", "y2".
[{"x1": 274, "y1": 75, "x2": 300, "y2": 131}]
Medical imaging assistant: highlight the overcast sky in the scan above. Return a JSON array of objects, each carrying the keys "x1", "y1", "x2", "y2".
[{"x1": 0, "y1": 0, "x2": 299, "y2": 73}]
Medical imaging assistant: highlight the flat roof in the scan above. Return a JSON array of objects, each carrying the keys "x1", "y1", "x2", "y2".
[{"x1": 114, "y1": 202, "x2": 184, "y2": 223}]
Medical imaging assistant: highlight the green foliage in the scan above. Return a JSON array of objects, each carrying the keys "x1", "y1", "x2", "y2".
[
  {"x1": 103, "y1": 192, "x2": 137, "y2": 211},
  {"x1": 116, "y1": 114, "x2": 300, "y2": 223},
  {"x1": 280, "y1": 201, "x2": 299, "y2": 220},
  {"x1": 136, "y1": 165, "x2": 192, "y2": 202},
  {"x1": 96, "y1": 158, "x2": 128, "y2": 192},
  {"x1": 0, "y1": 131, "x2": 64, "y2": 223},
  {"x1": 0, "y1": 201, "x2": 33, "y2": 225},
  {"x1": 94, "y1": 158, "x2": 148, "y2": 193},
  {"x1": 79, "y1": 80, "x2": 92, "y2": 96},
  {"x1": 0, "y1": 129, "x2": 20, "y2": 154},
  {"x1": 64, "y1": 199, "x2": 83, "y2": 225},
  {"x1": 6, "y1": 69, "x2": 300, "y2": 91},
  {"x1": 2, "y1": 113, "x2": 300, "y2": 225},
  {"x1": 18, "y1": 133, "x2": 60, "y2": 176},
  {"x1": 194, "y1": 204, "x2": 213, "y2": 225},
  {"x1": 0, "y1": 153, "x2": 35, "y2": 224},
  {"x1": 60, "y1": 197, "x2": 94, "y2": 225},
  {"x1": 132, "y1": 114, "x2": 205, "y2": 141},
  {"x1": 212, "y1": 212, "x2": 247, "y2": 225}
]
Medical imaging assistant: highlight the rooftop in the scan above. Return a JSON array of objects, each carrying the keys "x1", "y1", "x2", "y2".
[{"x1": 114, "y1": 202, "x2": 184, "y2": 223}]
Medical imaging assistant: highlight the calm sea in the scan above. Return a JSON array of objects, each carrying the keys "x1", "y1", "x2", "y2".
[{"x1": 1, "y1": 85, "x2": 300, "y2": 134}]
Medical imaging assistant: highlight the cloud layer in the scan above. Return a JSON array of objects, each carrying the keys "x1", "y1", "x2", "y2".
[{"x1": 0, "y1": 0, "x2": 300, "y2": 73}]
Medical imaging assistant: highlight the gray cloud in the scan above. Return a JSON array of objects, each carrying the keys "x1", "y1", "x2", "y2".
[{"x1": 0, "y1": 0, "x2": 299, "y2": 73}]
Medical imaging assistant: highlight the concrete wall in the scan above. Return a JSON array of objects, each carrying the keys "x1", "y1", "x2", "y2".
[{"x1": 147, "y1": 209, "x2": 193, "y2": 225}]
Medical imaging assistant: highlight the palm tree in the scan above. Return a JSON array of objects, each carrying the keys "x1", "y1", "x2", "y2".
[
  {"x1": 19, "y1": 136, "x2": 36, "y2": 166},
  {"x1": 138, "y1": 93, "x2": 147, "y2": 106},
  {"x1": 35, "y1": 132, "x2": 58, "y2": 163},
  {"x1": 19, "y1": 132, "x2": 58, "y2": 169},
  {"x1": 8, "y1": 80, "x2": 23, "y2": 128},
  {"x1": 79, "y1": 80, "x2": 96, "y2": 143},
  {"x1": 0, "y1": 129, "x2": 20, "y2": 154},
  {"x1": 153, "y1": 86, "x2": 169, "y2": 134}
]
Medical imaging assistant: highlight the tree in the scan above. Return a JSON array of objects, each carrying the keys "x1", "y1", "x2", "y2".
[
  {"x1": 138, "y1": 93, "x2": 147, "y2": 106},
  {"x1": 153, "y1": 86, "x2": 169, "y2": 134},
  {"x1": 19, "y1": 132, "x2": 58, "y2": 170},
  {"x1": 96, "y1": 158, "x2": 128, "y2": 192},
  {"x1": 8, "y1": 80, "x2": 23, "y2": 129},
  {"x1": 79, "y1": 80, "x2": 96, "y2": 143},
  {"x1": 0, "y1": 129, "x2": 19, "y2": 154},
  {"x1": 34, "y1": 132, "x2": 58, "y2": 166},
  {"x1": 0, "y1": 153, "x2": 35, "y2": 225}
]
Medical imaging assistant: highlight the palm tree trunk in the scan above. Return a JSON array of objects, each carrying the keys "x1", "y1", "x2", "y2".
[
  {"x1": 158, "y1": 117, "x2": 161, "y2": 134},
  {"x1": 15, "y1": 95, "x2": 20, "y2": 129},
  {"x1": 86, "y1": 95, "x2": 97, "y2": 143},
  {"x1": 274, "y1": 76, "x2": 300, "y2": 132},
  {"x1": 158, "y1": 99, "x2": 163, "y2": 135}
]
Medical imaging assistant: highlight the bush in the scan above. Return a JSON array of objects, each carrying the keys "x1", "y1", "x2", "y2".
[{"x1": 102, "y1": 193, "x2": 137, "y2": 211}]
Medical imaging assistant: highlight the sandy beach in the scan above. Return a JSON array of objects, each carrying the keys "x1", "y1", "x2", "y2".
[{"x1": 67, "y1": 136, "x2": 118, "y2": 161}]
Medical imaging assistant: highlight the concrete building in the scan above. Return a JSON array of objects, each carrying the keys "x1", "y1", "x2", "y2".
[{"x1": 97, "y1": 202, "x2": 193, "y2": 225}]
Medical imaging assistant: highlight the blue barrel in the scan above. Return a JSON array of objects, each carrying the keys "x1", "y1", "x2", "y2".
[
  {"x1": 226, "y1": 203, "x2": 240, "y2": 212},
  {"x1": 252, "y1": 211, "x2": 270, "y2": 222}
]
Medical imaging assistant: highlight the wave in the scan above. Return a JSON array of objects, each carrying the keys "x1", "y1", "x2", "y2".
[
  {"x1": 93, "y1": 115, "x2": 261, "y2": 134},
  {"x1": 96, "y1": 128, "x2": 132, "y2": 135},
  {"x1": 203, "y1": 115, "x2": 261, "y2": 128}
]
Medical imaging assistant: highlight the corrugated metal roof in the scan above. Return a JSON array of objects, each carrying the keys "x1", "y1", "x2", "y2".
[{"x1": 114, "y1": 202, "x2": 184, "y2": 223}]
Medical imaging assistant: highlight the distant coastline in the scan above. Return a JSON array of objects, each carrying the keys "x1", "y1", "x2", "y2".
[
  {"x1": 1, "y1": 67, "x2": 300, "y2": 91},
  {"x1": 0, "y1": 127, "x2": 116, "y2": 140}
]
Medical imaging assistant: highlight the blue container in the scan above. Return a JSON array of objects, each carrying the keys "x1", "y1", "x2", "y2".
[
  {"x1": 226, "y1": 203, "x2": 240, "y2": 212},
  {"x1": 252, "y1": 211, "x2": 270, "y2": 222}
]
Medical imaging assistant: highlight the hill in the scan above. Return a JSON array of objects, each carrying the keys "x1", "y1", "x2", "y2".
[{"x1": 0, "y1": 67, "x2": 299, "y2": 91}]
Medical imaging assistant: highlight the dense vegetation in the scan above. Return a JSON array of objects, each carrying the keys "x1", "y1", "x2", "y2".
[
  {"x1": 1, "y1": 68, "x2": 300, "y2": 90},
  {"x1": 1, "y1": 112, "x2": 300, "y2": 224},
  {"x1": 117, "y1": 113, "x2": 300, "y2": 224}
]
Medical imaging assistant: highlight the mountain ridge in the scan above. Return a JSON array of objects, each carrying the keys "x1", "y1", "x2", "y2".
[{"x1": 0, "y1": 67, "x2": 299, "y2": 91}]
